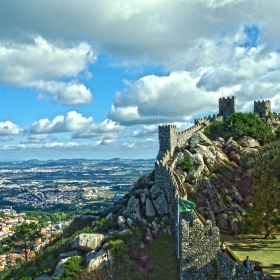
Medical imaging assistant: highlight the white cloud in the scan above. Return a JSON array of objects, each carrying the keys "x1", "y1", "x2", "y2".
[
  {"x1": 2, "y1": 0, "x2": 279, "y2": 66},
  {"x1": 0, "y1": 121, "x2": 23, "y2": 136},
  {"x1": 0, "y1": 36, "x2": 95, "y2": 105},
  {"x1": 0, "y1": 37, "x2": 96, "y2": 85},
  {"x1": 35, "y1": 81, "x2": 93, "y2": 105},
  {"x1": 30, "y1": 111, "x2": 93, "y2": 134},
  {"x1": 72, "y1": 119, "x2": 124, "y2": 139},
  {"x1": 131, "y1": 125, "x2": 158, "y2": 138},
  {"x1": 109, "y1": 71, "x2": 220, "y2": 125}
]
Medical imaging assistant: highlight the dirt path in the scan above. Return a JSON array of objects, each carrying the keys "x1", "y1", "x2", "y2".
[{"x1": 220, "y1": 233, "x2": 280, "y2": 278}]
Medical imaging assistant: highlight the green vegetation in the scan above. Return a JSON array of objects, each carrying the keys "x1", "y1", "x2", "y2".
[
  {"x1": 181, "y1": 153, "x2": 194, "y2": 172},
  {"x1": 1, "y1": 217, "x2": 93, "y2": 280},
  {"x1": 205, "y1": 112, "x2": 275, "y2": 144},
  {"x1": 243, "y1": 140, "x2": 280, "y2": 238},
  {"x1": 52, "y1": 256, "x2": 84, "y2": 280},
  {"x1": 220, "y1": 233, "x2": 280, "y2": 278},
  {"x1": 4, "y1": 214, "x2": 179, "y2": 280},
  {"x1": 13, "y1": 223, "x2": 41, "y2": 263}
]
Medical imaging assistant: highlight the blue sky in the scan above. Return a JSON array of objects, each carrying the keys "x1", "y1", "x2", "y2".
[{"x1": 0, "y1": 0, "x2": 280, "y2": 160}]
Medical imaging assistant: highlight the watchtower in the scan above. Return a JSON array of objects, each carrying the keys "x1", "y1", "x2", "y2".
[
  {"x1": 254, "y1": 100, "x2": 271, "y2": 118},
  {"x1": 158, "y1": 125, "x2": 177, "y2": 157},
  {"x1": 219, "y1": 96, "x2": 236, "y2": 121}
]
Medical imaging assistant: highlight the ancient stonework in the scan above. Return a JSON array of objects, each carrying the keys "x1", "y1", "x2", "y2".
[
  {"x1": 180, "y1": 211, "x2": 220, "y2": 280},
  {"x1": 219, "y1": 96, "x2": 236, "y2": 120},
  {"x1": 254, "y1": 100, "x2": 272, "y2": 118}
]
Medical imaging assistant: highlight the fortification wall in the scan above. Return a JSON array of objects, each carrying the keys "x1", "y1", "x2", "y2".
[
  {"x1": 155, "y1": 155, "x2": 179, "y2": 221},
  {"x1": 180, "y1": 211, "x2": 220, "y2": 280},
  {"x1": 177, "y1": 124, "x2": 204, "y2": 148},
  {"x1": 158, "y1": 125, "x2": 178, "y2": 158},
  {"x1": 254, "y1": 100, "x2": 272, "y2": 118},
  {"x1": 219, "y1": 96, "x2": 236, "y2": 120},
  {"x1": 217, "y1": 252, "x2": 276, "y2": 279}
]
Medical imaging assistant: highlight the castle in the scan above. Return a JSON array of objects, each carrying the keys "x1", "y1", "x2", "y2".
[
  {"x1": 155, "y1": 96, "x2": 278, "y2": 279},
  {"x1": 158, "y1": 96, "x2": 279, "y2": 159}
]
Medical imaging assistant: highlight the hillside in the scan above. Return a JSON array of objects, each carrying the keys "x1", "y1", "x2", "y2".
[{"x1": 2, "y1": 113, "x2": 280, "y2": 280}]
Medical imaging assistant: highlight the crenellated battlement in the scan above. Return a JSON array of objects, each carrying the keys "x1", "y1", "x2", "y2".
[
  {"x1": 254, "y1": 99, "x2": 272, "y2": 118},
  {"x1": 219, "y1": 96, "x2": 236, "y2": 100},
  {"x1": 254, "y1": 100, "x2": 271, "y2": 104},
  {"x1": 219, "y1": 96, "x2": 236, "y2": 120}
]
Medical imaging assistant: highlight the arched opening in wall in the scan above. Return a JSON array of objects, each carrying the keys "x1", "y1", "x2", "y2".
[
  {"x1": 221, "y1": 110, "x2": 224, "y2": 115},
  {"x1": 260, "y1": 113, "x2": 263, "y2": 117}
]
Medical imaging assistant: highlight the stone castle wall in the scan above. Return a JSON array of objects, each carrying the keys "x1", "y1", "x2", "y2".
[
  {"x1": 155, "y1": 154, "x2": 179, "y2": 221},
  {"x1": 180, "y1": 211, "x2": 220, "y2": 280},
  {"x1": 158, "y1": 125, "x2": 178, "y2": 158},
  {"x1": 219, "y1": 96, "x2": 236, "y2": 120},
  {"x1": 217, "y1": 251, "x2": 276, "y2": 280},
  {"x1": 254, "y1": 100, "x2": 272, "y2": 118}
]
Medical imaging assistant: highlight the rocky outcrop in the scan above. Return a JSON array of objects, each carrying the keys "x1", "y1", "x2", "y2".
[
  {"x1": 71, "y1": 233, "x2": 104, "y2": 252},
  {"x1": 59, "y1": 250, "x2": 81, "y2": 259},
  {"x1": 53, "y1": 257, "x2": 71, "y2": 277},
  {"x1": 239, "y1": 136, "x2": 260, "y2": 148},
  {"x1": 87, "y1": 249, "x2": 113, "y2": 270},
  {"x1": 150, "y1": 184, "x2": 168, "y2": 215},
  {"x1": 122, "y1": 196, "x2": 144, "y2": 222}
]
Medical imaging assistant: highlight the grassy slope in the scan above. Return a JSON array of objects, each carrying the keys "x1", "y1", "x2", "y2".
[{"x1": 221, "y1": 233, "x2": 280, "y2": 278}]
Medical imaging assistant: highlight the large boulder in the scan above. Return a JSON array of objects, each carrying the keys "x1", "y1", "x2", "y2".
[
  {"x1": 216, "y1": 213, "x2": 228, "y2": 228},
  {"x1": 150, "y1": 184, "x2": 168, "y2": 215},
  {"x1": 145, "y1": 197, "x2": 156, "y2": 217},
  {"x1": 188, "y1": 132, "x2": 215, "y2": 150},
  {"x1": 59, "y1": 250, "x2": 81, "y2": 259},
  {"x1": 71, "y1": 233, "x2": 104, "y2": 252},
  {"x1": 53, "y1": 257, "x2": 70, "y2": 278},
  {"x1": 239, "y1": 136, "x2": 260, "y2": 148},
  {"x1": 87, "y1": 249, "x2": 113, "y2": 270},
  {"x1": 123, "y1": 196, "x2": 144, "y2": 222},
  {"x1": 117, "y1": 215, "x2": 126, "y2": 230}
]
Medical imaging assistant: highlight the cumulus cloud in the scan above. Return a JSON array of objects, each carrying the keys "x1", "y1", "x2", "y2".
[
  {"x1": 0, "y1": 37, "x2": 95, "y2": 105},
  {"x1": 30, "y1": 111, "x2": 93, "y2": 134},
  {"x1": 1, "y1": 0, "x2": 280, "y2": 65},
  {"x1": 0, "y1": 37, "x2": 96, "y2": 84},
  {"x1": 0, "y1": 121, "x2": 23, "y2": 136},
  {"x1": 131, "y1": 125, "x2": 158, "y2": 138},
  {"x1": 72, "y1": 119, "x2": 124, "y2": 139},
  {"x1": 109, "y1": 71, "x2": 220, "y2": 125},
  {"x1": 35, "y1": 81, "x2": 93, "y2": 105}
]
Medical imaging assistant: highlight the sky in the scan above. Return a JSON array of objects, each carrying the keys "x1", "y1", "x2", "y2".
[{"x1": 1, "y1": 0, "x2": 280, "y2": 161}]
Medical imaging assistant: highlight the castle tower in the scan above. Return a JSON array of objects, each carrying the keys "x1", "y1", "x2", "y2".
[
  {"x1": 158, "y1": 125, "x2": 177, "y2": 158},
  {"x1": 219, "y1": 96, "x2": 236, "y2": 120},
  {"x1": 254, "y1": 100, "x2": 271, "y2": 118}
]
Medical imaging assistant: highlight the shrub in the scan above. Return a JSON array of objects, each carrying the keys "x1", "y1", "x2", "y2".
[
  {"x1": 205, "y1": 112, "x2": 275, "y2": 144},
  {"x1": 60, "y1": 256, "x2": 84, "y2": 279},
  {"x1": 181, "y1": 153, "x2": 194, "y2": 172}
]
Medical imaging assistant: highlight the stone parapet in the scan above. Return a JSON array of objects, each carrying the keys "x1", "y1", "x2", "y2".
[{"x1": 180, "y1": 211, "x2": 219, "y2": 279}]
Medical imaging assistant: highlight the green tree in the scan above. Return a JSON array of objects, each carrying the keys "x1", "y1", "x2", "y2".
[
  {"x1": 60, "y1": 256, "x2": 84, "y2": 279},
  {"x1": 181, "y1": 153, "x2": 194, "y2": 172},
  {"x1": 245, "y1": 140, "x2": 280, "y2": 238},
  {"x1": 13, "y1": 222, "x2": 40, "y2": 263},
  {"x1": 250, "y1": 173, "x2": 279, "y2": 238},
  {"x1": 205, "y1": 112, "x2": 275, "y2": 144}
]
